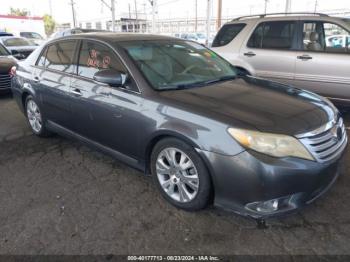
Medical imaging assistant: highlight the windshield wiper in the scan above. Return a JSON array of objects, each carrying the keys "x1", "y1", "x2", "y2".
[
  {"x1": 158, "y1": 75, "x2": 236, "y2": 91},
  {"x1": 202, "y1": 75, "x2": 236, "y2": 85}
]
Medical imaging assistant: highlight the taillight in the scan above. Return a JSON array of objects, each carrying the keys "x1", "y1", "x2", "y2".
[{"x1": 9, "y1": 66, "x2": 16, "y2": 77}]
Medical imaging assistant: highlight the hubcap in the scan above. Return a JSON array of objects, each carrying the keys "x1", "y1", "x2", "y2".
[
  {"x1": 26, "y1": 100, "x2": 42, "y2": 133},
  {"x1": 156, "y1": 147, "x2": 199, "y2": 203}
]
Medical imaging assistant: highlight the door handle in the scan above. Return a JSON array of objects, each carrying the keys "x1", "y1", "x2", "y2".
[
  {"x1": 244, "y1": 52, "x2": 256, "y2": 57},
  {"x1": 33, "y1": 76, "x2": 40, "y2": 83},
  {"x1": 71, "y1": 88, "x2": 82, "y2": 96},
  {"x1": 297, "y1": 55, "x2": 313, "y2": 60}
]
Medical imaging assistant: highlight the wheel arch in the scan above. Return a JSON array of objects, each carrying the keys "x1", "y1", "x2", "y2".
[{"x1": 144, "y1": 131, "x2": 215, "y2": 203}]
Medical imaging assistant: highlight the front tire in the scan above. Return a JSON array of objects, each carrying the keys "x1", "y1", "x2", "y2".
[
  {"x1": 151, "y1": 138, "x2": 212, "y2": 211},
  {"x1": 25, "y1": 95, "x2": 51, "y2": 137}
]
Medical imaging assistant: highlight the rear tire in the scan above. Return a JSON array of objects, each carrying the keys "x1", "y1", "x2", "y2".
[
  {"x1": 25, "y1": 95, "x2": 52, "y2": 137},
  {"x1": 151, "y1": 138, "x2": 212, "y2": 211}
]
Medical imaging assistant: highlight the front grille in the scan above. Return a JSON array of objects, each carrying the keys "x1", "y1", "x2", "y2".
[
  {"x1": 0, "y1": 73, "x2": 11, "y2": 89},
  {"x1": 299, "y1": 117, "x2": 347, "y2": 163}
]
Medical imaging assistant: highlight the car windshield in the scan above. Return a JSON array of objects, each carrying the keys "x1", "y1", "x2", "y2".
[
  {"x1": 0, "y1": 43, "x2": 10, "y2": 56},
  {"x1": 3, "y1": 37, "x2": 31, "y2": 47},
  {"x1": 120, "y1": 40, "x2": 236, "y2": 90},
  {"x1": 20, "y1": 32, "x2": 43, "y2": 39}
]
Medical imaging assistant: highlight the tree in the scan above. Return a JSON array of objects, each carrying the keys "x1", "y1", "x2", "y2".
[
  {"x1": 43, "y1": 14, "x2": 56, "y2": 37},
  {"x1": 9, "y1": 7, "x2": 29, "y2": 16}
]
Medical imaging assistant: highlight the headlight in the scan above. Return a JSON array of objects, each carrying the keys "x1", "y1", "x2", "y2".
[{"x1": 228, "y1": 128, "x2": 314, "y2": 161}]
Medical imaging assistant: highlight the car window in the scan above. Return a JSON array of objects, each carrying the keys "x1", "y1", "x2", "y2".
[
  {"x1": 212, "y1": 23, "x2": 246, "y2": 47},
  {"x1": 36, "y1": 47, "x2": 48, "y2": 67},
  {"x1": 302, "y1": 21, "x2": 350, "y2": 53},
  {"x1": 20, "y1": 32, "x2": 43, "y2": 39},
  {"x1": 77, "y1": 41, "x2": 127, "y2": 79},
  {"x1": 45, "y1": 40, "x2": 76, "y2": 72},
  {"x1": 0, "y1": 43, "x2": 10, "y2": 56},
  {"x1": 247, "y1": 21, "x2": 295, "y2": 50},
  {"x1": 3, "y1": 37, "x2": 31, "y2": 47}
]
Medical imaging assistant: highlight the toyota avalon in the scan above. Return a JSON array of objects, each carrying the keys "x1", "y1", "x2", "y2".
[{"x1": 11, "y1": 33, "x2": 347, "y2": 219}]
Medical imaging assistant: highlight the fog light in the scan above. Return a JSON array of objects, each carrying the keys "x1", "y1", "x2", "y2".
[{"x1": 246, "y1": 199, "x2": 279, "y2": 213}]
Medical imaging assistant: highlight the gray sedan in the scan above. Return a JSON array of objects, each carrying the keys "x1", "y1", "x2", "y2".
[{"x1": 11, "y1": 33, "x2": 347, "y2": 220}]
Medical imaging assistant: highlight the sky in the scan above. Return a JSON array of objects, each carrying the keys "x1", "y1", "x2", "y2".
[{"x1": 0, "y1": 0, "x2": 349, "y2": 24}]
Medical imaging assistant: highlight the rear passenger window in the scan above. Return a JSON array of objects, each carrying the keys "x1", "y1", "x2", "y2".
[
  {"x1": 77, "y1": 41, "x2": 127, "y2": 79},
  {"x1": 248, "y1": 21, "x2": 295, "y2": 50},
  {"x1": 45, "y1": 41, "x2": 76, "y2": 72},
  {"x1": 212, "y1": 23, "x2": 246, "y2": 47}
]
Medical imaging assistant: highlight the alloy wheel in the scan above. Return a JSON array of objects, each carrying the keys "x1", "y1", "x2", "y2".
[
  {"x1": 26, "y1": 100, "x2": 42, "y2": 133},
  {"x1": 156, "y1": 147, "x2": 199, "y2": 203}
]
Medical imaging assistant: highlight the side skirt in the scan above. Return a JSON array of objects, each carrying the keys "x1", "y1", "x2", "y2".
[{"x1": 47, "y1": 120, "x2": 146, "y2": 173}]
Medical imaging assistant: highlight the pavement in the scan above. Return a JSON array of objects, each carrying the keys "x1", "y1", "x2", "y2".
[{"x1": 1, "y1": 93, "x2": 350, "y2": 255}]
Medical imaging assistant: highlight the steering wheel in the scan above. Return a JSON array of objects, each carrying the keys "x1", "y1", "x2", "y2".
[{"x1": 180, "y1": 65, "x2": 202, "y2": 74}]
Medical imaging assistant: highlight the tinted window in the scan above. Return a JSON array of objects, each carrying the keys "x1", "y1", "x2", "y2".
[
  {"x1": 302, "y1": 21, "x2": 350, "y2": 53},
  {"x1": 248, "y1": 21, "x2": 295, "y2": 49},
  {"x1": 3, "y1": 37, "x2": 32, "y2": 47},
  {"x1": 212, "y1": 23, "x2": 246, "y2": 47},
  {"x1": 46, "y1": 41, "x2": 76, "y2": 72},
  {"x1": 77, "y1": 41, "x2": 127, "y2": 79}
]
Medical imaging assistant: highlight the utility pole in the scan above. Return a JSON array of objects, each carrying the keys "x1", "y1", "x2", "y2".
[
  {"x1": 69, "y1": 0, "x2": 77, "y2": 28},
  {"x1": 206, "y1": 0, "x2": 212, "y2": 46},
  {"x1": 217, "y1": 0, "x2": 222, "y2": 31},
  {"x1": 195, "y1": 0, "x2": 198, "y2": 32},
  {"x1": 100, "y1": 0, "x2": 116, "y2": 31},
  {"x1": 264, "y1": 0, "x2": 268, "y2": 14},
  {"x1": 285, "y1": 0, "x2": 291, "y2": 13},
  {"x1": 149, "y1": 0, "x2": 157, "y2": 33},
  {"x1": 314, "y1": 0, "x2": 318, "y2": 13},
  {"x1": 134, "y1": 0, "x2": 138, "y2": 20},
  {"x1": 128, "y1": 3, "x2": 131, "y2": 18},
  {"x1": 111, "y1": 0, "x2": 115, "y2": 32}
]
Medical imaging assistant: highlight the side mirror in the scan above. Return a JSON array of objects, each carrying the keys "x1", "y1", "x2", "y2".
[{"x1": 93, "y1": 69, "x2": 125, "y2": 87}]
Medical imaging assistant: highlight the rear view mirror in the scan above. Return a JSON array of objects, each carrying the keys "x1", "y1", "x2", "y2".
[{"x1": 93, "y1": 69, "x2": 125, "y2": 87}]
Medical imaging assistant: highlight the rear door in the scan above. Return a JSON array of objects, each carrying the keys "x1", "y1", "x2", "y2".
[
  {"x1": 34, "y1": 40, "x2": 78, "y2": 129},
  {"x1": 294, "y1": 20, "x2": 350, "y2": 101},
  {"x1": 240, "y1": 20, "x2": 298, "y2": 85},
  {"x1": 69, "y1": 40, "x2": 142, "y2": 158}
]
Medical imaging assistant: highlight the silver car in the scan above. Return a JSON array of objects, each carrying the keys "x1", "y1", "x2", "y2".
[{"x1": 212, "y1": 13, "x2": 350, "y2": 106}]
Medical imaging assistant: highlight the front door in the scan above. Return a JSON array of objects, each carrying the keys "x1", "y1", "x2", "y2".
[{"x1": 69, "y1": 40, "x2": 142, "y2": 159}]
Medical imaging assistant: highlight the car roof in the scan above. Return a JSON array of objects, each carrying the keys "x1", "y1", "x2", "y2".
[
  {"x1": 54, "y1": 32, "x2": 179, "y2": 43},
  {"x1": 225, "y1": 14, "x2": 344, "y2": 24}
]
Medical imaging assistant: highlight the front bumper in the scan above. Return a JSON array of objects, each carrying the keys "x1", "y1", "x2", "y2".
[{"x1": 198, "y1": 147, "x2": 346, "y2": 219}]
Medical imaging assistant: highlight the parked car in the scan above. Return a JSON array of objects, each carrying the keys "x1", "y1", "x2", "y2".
[
  {"x1": 180, "y1": 33, "x2": 207, "y2": 45},
  {"x1": 11, "y1": 33, "x2": 347, "y2": 219},
  {"x1": 0, "y1": 31, "x2": 13, "y2": 37},
  {"x1": 19, "y1": 31, "x2": 45, "y2": 46},
  {"x1": 326, "y1": 34, "x2": 350, "y2": 48},
  {"x1": 212, "y1": 13, "x2": 350, "y2": 106},
  {"x1": 0, "y1": 36, "x2": 37, "y2": 60},
  {"x1": 0, "y1": 42, "x2": 16, "y2": 94},
  {"x1": 50, "y1": 28, "x2": 110, "y2": 39}
]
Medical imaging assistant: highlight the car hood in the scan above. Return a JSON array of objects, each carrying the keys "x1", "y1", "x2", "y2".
[
  {"x1": 0, "y1": 56, "x2": 16, "y2": 74},
  {"x1": 158, "y1": 76, "x2": 337, "y2": 136}
]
